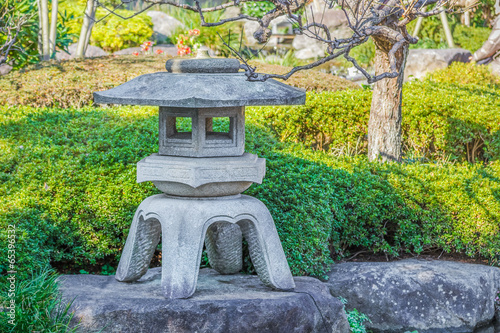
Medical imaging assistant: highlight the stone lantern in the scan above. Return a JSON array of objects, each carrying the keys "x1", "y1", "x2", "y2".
[{"x1": 94, "y1": 55, "x2": 306, "y2": 299}]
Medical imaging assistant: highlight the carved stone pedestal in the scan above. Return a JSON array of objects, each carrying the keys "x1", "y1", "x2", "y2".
[{"x1": 116, "y1": 194, "x2": 295, "y2": 299}]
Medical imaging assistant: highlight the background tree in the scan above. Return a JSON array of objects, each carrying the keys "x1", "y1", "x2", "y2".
[
  {"x1": 0, "y1": 0, "x2": 33, "y2": 66},
  {"x1": 76, "y1": 0, "x2": 97, "y2": 58},
  {"x1": 100, "y1": 0, "x2": 465, "y2": 162}
]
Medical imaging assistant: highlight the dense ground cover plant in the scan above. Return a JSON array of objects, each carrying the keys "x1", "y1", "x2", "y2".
[{"x1": 60, "y1": 0, "x2": 153, "y2": 52}]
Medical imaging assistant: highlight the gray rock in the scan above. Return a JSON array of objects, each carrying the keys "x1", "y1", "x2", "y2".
[
  {"x1": 326, "y1": 259, "x2": 500, "y2": 333},
  {"x1": 404, "y1": 48, "x2": 472, "y2": 80},
  {"x1": 489, "y1": 58, "x2": 500, "y2": 76},
  {"x1": 113, "y1": 44, "x2": 178, "y2": 57},
  {"x1": 0, "y1": 64, "x2": 12, "y2": 76},
  {"x1": 292, "y1": 7, "x2": 351, "y2": 59},
  {"x1": 55, "y1": 43, "x2": 108, "y2": 60},
  {"x1": 166, "y1": 57, "x2": 240, "y2": 73},
  {"x1": 147, "y1": 11, "x2": 184, "y2": 43},
  {"x1": 59, "y1": 267, "x2": 350, "y2": 333}
]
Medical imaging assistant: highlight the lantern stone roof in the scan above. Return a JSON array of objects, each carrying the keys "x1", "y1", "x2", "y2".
[{"x1": 93, "y1": 58, "x2": 306, "y2": 108}]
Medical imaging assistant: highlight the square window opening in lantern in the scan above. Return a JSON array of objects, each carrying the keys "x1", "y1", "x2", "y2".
[
  {"x1": 164, "y1": 116, "x2": 193, "y2": 141},
  {"x1": 206, "y1": 117, "x2": 232, "y2": 142}
]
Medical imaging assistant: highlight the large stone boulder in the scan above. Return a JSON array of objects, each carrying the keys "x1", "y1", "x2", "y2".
[
  {"x1": 293, "y1": 7, "x2": 351, "y2": 59},
  {"x1": 147, "y1": 11, "x2": 184, "y2": 44},
  {"x1": 59, "y1": 267, "x2": 350, "y2": 333},
  {"x1": 55, "y1": 43, "x2": 108, "y2": 60},
  {"x1": 326, "y1": 259, "x2": 500, "y2": 333},
  {"x1": 404, "y1": 48, "x2": 472, "y2": 80}
]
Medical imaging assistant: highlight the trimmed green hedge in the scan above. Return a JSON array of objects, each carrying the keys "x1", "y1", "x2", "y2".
[
  {"x1": 259, "y1": 63, "x2": 500, "y2": 163},
  {"x1": 1, "y1": 96, "x2": 500, "y2": 280}
]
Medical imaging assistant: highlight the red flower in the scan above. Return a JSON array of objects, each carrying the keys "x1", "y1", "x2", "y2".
[
  {"x1": 141, "y1": 45, "x2": 150, "y2": 52},
  {"x1": 188, "y1": 29, "x2": 200, "y2": 36},
  {"x1": 155, "y1": 49, "x2": 164, "y2": 54},
  {"x1": 132, "y1": 52, "x2": 139, "y2": 56},
  {"x1": 143, "y1": 41, "x2": 153, "y2": 47},
  {"x1": 177, "y1": 46, "x2": 191, "y2": 56}
]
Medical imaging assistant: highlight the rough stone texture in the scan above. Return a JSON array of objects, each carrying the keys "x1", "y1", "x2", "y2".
[
  {"x1": 293, "y1": 7, "x2": 351, "y2": 59},
  {"x1": 55, "y1": 43, "x2": 108, "y2": 60},
  {"x1": 0, "y1": 64, "x2": 12, "y2": 76},
  {"x1": 60, "y1": 267, "x2": 350, "y2": 333},
  {"x1": 116, "y1": 194, "x2": 295, "y2": 299},
  {"x1": 158, "y1": 106, "x2": 246, "y2": 158},
  {"x1": 113, "y1": 44, "x2": 178, "y2": 57},
  {"x1": 404, "y1": 48, "x2": 472, "y2": 80},
  {"x1": 93, "y1": 72, "x2": 306, "y2": 108},
  {"x1": 326, "y1": 259, "x2": 500, "y2": 333},
  {"x1": 205, "y1": 222, "x2": 243, "y2": 274},
  {"x1": 147, "y1": 11, "x2": 184, "y2": 44},
  {"x1": 166, "y1": 57, "x2": 240, "y2": 73},
  {"x1": 137, "y1": 153, "x2": 265, "y2": 196},
  {"x1": 489, "y1": 58, "x2": 500, "y2": 76}
]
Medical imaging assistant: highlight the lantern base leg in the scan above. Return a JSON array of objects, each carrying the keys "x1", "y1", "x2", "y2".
[{"x1": 115, "y1": 194, "x2": 295, "y2": 299}]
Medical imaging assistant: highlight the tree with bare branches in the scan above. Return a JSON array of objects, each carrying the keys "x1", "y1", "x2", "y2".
[{"x1": 98, "y1": 0, "x2": 467, "y2": 162}]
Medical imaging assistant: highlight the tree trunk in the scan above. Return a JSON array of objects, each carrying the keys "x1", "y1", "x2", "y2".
[
  {"x1": 75, "y1": 0, "x2": 95, "y2": 58},
  {"x1": 40, "y1": 0, "x2": 50, "y2": 61},
  {"x1": 49, "y1": 0, "x2": 58, "y2": 57},
  {"x1": 367, "y1": 36, "x2": 408, "y2": 162}
]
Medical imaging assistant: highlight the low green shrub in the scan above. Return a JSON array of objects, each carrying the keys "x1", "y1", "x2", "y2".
[
  {"x1": 258, "y1": 63, "x2": 500, "y2": 163},
  {"x1": 60, "y1": 1, "x2": 153, "y2": 52},
  {"x1": 241, "y1": 1, "x2": 275, "y2": 18},
  {"x1": 1, "y1": 98, "x2": 500, "y2": 280},
  {"x1": 453, "y1": 24, "x2": 492, "y2": 53}
]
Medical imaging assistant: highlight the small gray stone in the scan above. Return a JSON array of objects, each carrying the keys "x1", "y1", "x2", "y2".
[
  {"x1": 55, "y1": 43, "x2": 108, "y2": 60},
  {"x1": 166, "y1": 57, "x2": 240, "y2": 73},
  {"x1": 326, "y1": 259, "x2": 500, "y2": 333},
  {"x1": 147, "y1": 11, "x2": 184, "y2": 43},
  {"x1": 292, "y1": 7, "x2": 351, "y2": 59},
  {"x1": 59, "y1": 268, "x2": 350, "y2": 333},
  {"x1": 0, "y1": 64, "x2": 12, "y2": 76},
  {"x1": 404, "y1": 48, "x2": 472, "y2": 81}
]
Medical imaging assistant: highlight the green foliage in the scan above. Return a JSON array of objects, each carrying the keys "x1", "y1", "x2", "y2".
[
  {"x1": 1, "y1": 101, "x2": 500, "y2": 279},
  {"x1": 338, "y1": 297, "x2": 371, "y2": 333},
  {"x1": 350, "y1": 38, "x2": 376, "y2": 66},
  {"x1": 60, "y1": 1, "x2": 154, "y2": 52},
  {"x1": 453, "y1": 24, "x2": 492, "y2": 53},
  {"x1": 241, "y1": 1, "x2": 275, "y2": 18},
  {"x1": 167, "y1": 7, "x2": 241, "y2": 55},
  {"x1": 1, "y1": 0, "x2": 74, "y2": 69},
  {"x1": 0, "y1": 267, "x2": 77, "y2": 332},
  {"x1": 258, "y1": 63, "x2": 500, "y2": 163},
  {"x1": 407, "y1": 11, "x2": 492, "y2": 53},
  {"x1": 469, "y1": 0, "x2": 497, "y2": 27},
  {"x1": 91, "y1": 11, "x2": 154, "y2": 53}
]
